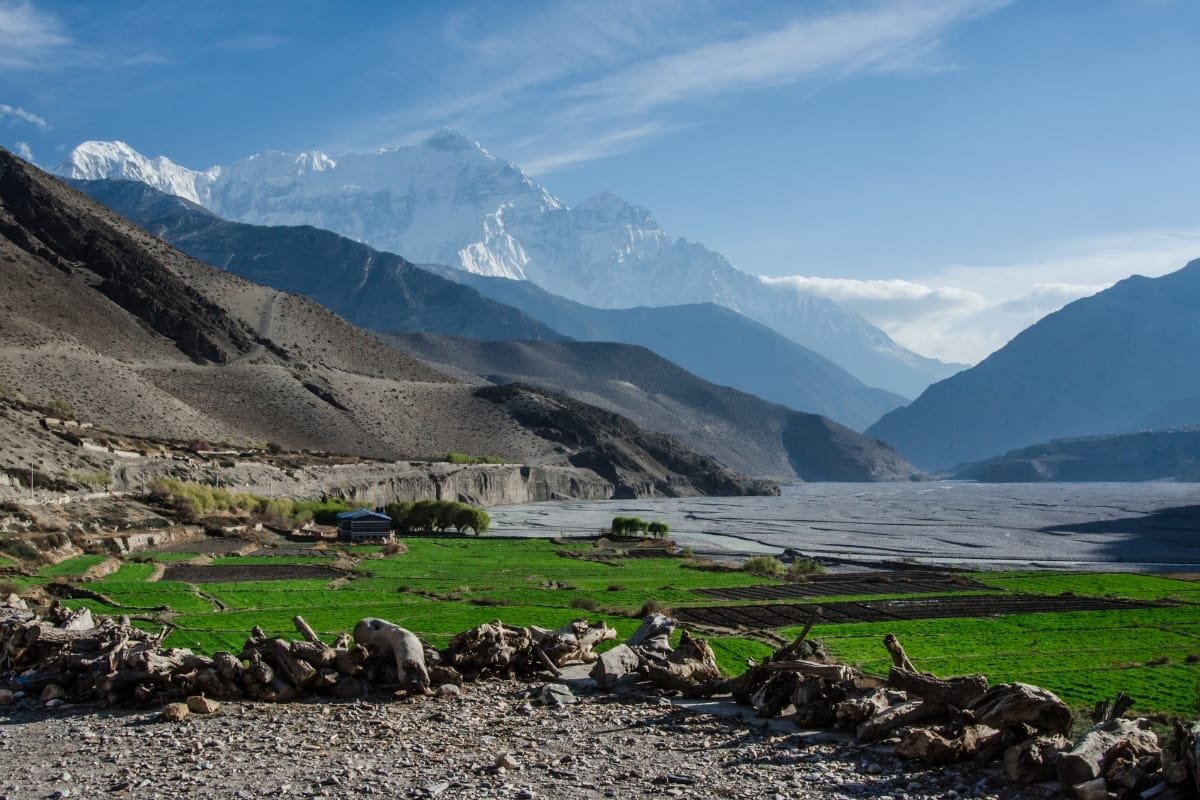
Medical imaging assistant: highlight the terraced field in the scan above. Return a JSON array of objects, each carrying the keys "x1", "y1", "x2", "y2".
[{"x1": 27, "y1": 537, "x2": 1200, "y2": 713}]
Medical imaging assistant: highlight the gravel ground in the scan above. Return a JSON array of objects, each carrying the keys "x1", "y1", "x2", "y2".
[{"x1": 0, "y1": 682, "x2": 1054, "y2": 800}]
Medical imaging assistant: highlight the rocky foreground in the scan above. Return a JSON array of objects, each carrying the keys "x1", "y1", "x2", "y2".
[{"x1": 0, "y1": 683, "x2": 1049, "y2": 800}]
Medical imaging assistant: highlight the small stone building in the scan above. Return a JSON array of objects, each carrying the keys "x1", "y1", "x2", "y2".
[{"x1": 335, "y1": 509, "x2": 393, "y2": 543}]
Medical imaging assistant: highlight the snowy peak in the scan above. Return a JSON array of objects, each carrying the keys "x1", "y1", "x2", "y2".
[
  {"x1": 55, "y1": 133, "x2": 961, "y2": 396},
  {"x1": 59, "y1": 140, "x2": 217, "y2": 205},
  {"x1": 421, "y1": 127, "x2": 483, "y2": 153}
]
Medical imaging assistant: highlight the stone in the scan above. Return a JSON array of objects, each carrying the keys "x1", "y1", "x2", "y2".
[
  {"x1": 186, "y1": 695, "x2": 220, "y2": 715},
  {"x1": 162, "y1": 703, "x2": 190, "y2": 722},
  {"x1": 536, "y1": 684, "x2": 576, "y2": 707},
  {"x1": 0, "y1": 690, "x2": 13, "y2": 706},
  {"x1": 437, "y1": 684, "x2": 462, "y2": 698},
  {"x1": 40, "y1": 684, "x2": 64, "y2": 702},
  {"x1": 589, "y1": 644, "x2": 642, "y2": 689}
]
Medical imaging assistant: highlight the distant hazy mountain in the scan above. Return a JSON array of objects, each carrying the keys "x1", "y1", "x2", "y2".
[
  {"x1": 421, "y1": 265, "x2": 904, "y2": 431},
  {"x1": 70, "y1": 179, "x2": 565, "y2": 342},
  {"x1": 948, "y1": 428, "x2": 1200, "y2": 483},
  {"x1": 868, "y1": 260, "x2": 1200, "y2": 470},
  {"x1": 387, "y1": 334, "x2": 923, "y2": 482},
  {"x1": 57, "y1": 134, "x2": 959, "y2": 397}
]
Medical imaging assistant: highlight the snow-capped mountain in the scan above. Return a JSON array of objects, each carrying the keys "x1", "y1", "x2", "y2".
[{"x1": 59, "y1": 131, "x2": 959, "y2": 396}]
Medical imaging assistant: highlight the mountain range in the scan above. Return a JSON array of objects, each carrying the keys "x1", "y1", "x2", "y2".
[
  {"x1": 868, "y1": 260, "x2": 1200, "y2": 470},
  {"x1": 73, "y1": 177, "x2": 902, "y2": 431},
  {"x1": 947, "y1": 427, "x2": 1200, "y2": 483},
  {"x1": 0, "y1": 147, "x2": 775, "y2": 498},
  {"x1": 57, "y1": 133, "x2": 960, "y2": 398}
]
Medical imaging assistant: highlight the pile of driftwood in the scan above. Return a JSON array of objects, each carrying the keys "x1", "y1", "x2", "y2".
[
  {"x1": 635, "y1": 625, "x2": 1200, "y2": 800},
  {"x1": 2, "y1": 595, "x2": 1197, "y2": 799},
  {"x1": 0, "y1": 596, "x2": 615, "y2": 706}
]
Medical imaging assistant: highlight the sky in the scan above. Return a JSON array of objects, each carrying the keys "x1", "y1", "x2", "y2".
[{"x1": 2, "y1": 0, "x2": 1199, "y2": 363}]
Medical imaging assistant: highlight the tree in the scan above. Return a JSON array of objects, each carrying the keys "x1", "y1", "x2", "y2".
[
  {"x1": 454, "y1": 505, "x2": 490, "y2": 535},
  {"x1": 407, "y1": 499, "x2": 439, "y2": 533},
  {"x1": 385, "y1": 501, "x2": 413, "y2": 531},
  {"x1": 648, "y1": 520, "x2": 669, "y2": 539}
]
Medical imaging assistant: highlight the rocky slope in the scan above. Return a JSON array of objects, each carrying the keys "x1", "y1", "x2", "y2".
[
  {"x1": 868, "y1": 260, "x2": 1200, "y2": 470},
  {"x1": 70, "y1": 178, "x2": 903, "y2": 430},
  {"x1": 391, "y1": 333, "x2": 922, "y2": 482},
  {"x1": 0, "y1": 147, "x2": 771, "y2": 499},
  {"x1": 57, "y1": 135, "x2": 959, "y2": 397},
  {"x1": 948, "y1": 427, "x2": 1200, "y2": 482}
]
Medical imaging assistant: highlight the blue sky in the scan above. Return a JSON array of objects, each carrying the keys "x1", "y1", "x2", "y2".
[{"x1": 2, "y1": 0, "x2": 1199, "y2": 362}]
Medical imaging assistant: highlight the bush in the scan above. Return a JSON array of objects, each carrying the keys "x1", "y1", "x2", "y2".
[
  {"x1": 635, "y1": 599, "x2": 672, "y2": 618},
  {"x1": 785, "y1": 558, "x2": 825, "y2": 580},
  {"x1": 569, "y1": 596, "x2": 598, "y2": 611},
  {"x1": 743, "y1": 555, "x2": 785, "y2": 578},
  {"x1": 48, "y1": 398, "x2": 74, "y2": 419}
]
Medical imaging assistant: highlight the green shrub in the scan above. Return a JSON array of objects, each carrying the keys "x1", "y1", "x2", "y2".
[
  {"x1": 743, "y1": 555, "x2": 785, "y2": 578},
  {"x1": 785, "y1": 558, "x2": 825, "y2": 580}
]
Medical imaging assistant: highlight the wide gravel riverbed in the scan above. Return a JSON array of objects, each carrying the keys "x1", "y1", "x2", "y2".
[{"x1": 486, "y1": 482, "x2": 1200, "y2": 571}]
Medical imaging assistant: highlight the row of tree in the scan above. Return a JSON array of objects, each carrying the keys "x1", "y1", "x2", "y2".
[
  {"x1": 610, "y1": 516, "x2": 669, "y2": 538},
  {"x1": 385, "y1": 499, "x2": 491, "y2": 535}
]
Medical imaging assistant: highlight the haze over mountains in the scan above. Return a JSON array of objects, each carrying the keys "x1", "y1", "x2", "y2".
[
  {"x1": 74, "y1": 177, "x2": 902, "y2": 432},
  {"x1": 58, "y1": 133, "x2": 960, "y2": 398},
  {"x1": 868, "y1": 260, "x2": 1200, "y2": 471}
]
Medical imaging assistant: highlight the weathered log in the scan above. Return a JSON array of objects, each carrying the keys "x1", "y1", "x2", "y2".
[
  {"x1": 333, "y1": 645, "x2": 368, "y2": 676},
  {"x1": 257, "y1": 638, "x2": 317, "y2": 687},
  {"x1": 748, "y1": 672, "x2": 801, "y2": 718},
  {"x1": 290, "y1": 640, "x2": 337, "y2": 669},
  {"x1": 626, "y1": 614, "x2": 674, "y2": 660},
  {"x1": 835, "y1": 688, "x2": 890, "y2": 725},
  {"x1": 887, "y1": 667, "x2": 987, "y2": 708},
  {"x1": 212, "y1": 651, "x2": 243, "y2": 682},
  {"x1": 1005, "y1": 735, "x2": 1072, "y2": 784},
  {"x1": 857, "y1": 700, "x2": 947, "y2": 743},
  {"x1": 60, "y1": 606, "x2": 95, "y2": 632},
  {"x1": 531, "y1": 619, "x2": 616, "y2": 666},
  {"x1": 353, "y1": 618, "x2": 429, "y2": 693},
  {"x1": 645, "y1": 631, "x2": 721, "y2": 693},
  {"x1": 292, "y1": 615, "x2": 323, "y2": 645},
  {"x1": 971, "y1": 682, "x2": 1073, "y2": 737},
  {"x1": 764, "y1": 660, "x2": 857, "y2": 682},
  {"x1": 1162, "y1": 721, "x2": 1200, "y2": 791},
  {"x1": 1059, "y1": 717, "x2": 1159, "y2": 789},
  {"x1": 1093, "y1": 692, "x2": 1135, "y2": 725},
  {"x1": 897, "y1": 724, "x2": 1001, "y2": 765},
  {"x1": 883, "y1": 633, "x2": 917, "y2": 672}
]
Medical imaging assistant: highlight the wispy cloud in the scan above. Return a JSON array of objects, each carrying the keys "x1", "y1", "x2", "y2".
[
  {"x1": 338, "y1": 0, "x2": 1009, "y2": 172},
  {"x1": 0, "y1": 103, "x2": 46, "y2": 128},
  {"x1": 0, "y1": 1, "x2": 69, "y2": 68},
  {"x1": 13, "y1": 140, "x2": 33, "y2": 161},
  {"x1": 763, "y1": 229, "x2": 1200, "y2": 364}
]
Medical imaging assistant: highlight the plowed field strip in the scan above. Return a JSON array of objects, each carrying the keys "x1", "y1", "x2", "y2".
[
  {"x1": 698, "y1": 572, "x2": 980, "y2": 601},
  {"x1": 675, "y1": 594, "x2": 1152, "y2": 629}
]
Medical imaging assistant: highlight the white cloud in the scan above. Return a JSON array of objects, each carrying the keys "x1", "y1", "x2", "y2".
[
  {"x1": 13, "y1": 140, "x2": 33, "y2": 161},
  {"x1": 0, "y1": 103, "x2": 47, "y2": 128},
  {"x1": 0, "y1": 2, "x2": 69, "y2": 68},
  {"x1": 761, "y1": 230, "x2": 1200, "y2": 365}
]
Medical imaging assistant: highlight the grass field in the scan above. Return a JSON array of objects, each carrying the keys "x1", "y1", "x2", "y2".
[{"x1": 32, "y1": 537, "x2": 1200, "y2": 714}]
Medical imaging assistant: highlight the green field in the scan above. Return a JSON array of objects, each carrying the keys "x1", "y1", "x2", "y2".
[{"x1": 34, "y1": 538, "x2": 1200, "y2": 714}]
